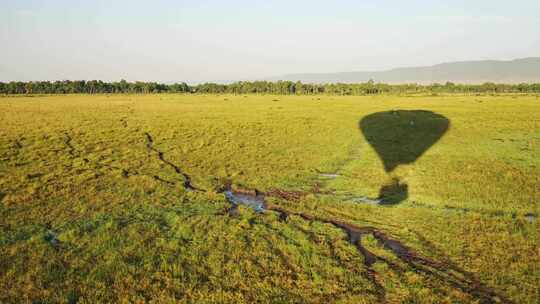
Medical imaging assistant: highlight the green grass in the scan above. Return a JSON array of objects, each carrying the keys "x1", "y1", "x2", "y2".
[{"x1": 0, "y1": 94, "x2": 539, "y2": 303}]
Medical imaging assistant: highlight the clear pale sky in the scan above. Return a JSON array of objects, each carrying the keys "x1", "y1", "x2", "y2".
[{"x1": 1, "y1": 0, "x2": 539, "y2": 83}]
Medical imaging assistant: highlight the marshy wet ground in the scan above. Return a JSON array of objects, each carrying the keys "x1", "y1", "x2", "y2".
[
  {"x1": 224, "y1": 190, "x2": 266, "y2": 213},
  {"x1": 220, "y1": 184, "x2": 511, "y2": 303},
  {"x1": 524, "y1": 213, "x2": 537, "y2": 223},
  {"x1": 318, "y1": 173, "x2": 341, "y2": 179}
]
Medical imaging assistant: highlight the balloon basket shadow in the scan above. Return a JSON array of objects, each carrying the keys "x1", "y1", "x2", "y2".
[{"x1": 378, "y1": 177, "x2": 408, "y2": 205}]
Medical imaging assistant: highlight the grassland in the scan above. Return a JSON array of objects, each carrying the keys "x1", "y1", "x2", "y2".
[{"x1": 0, "y1": 94, "x2": 539, "y2": 303}]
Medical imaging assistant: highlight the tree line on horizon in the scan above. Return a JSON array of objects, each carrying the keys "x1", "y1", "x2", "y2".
[{"x1": 1, "y1": 79, "x2": 540, "y2": 95}]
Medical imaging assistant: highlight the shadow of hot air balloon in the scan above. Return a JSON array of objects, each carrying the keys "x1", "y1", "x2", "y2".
[{"x1": 360, "y1": 110, "x2": 450, "y2": 205}]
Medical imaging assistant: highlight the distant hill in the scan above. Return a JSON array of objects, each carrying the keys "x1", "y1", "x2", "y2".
[{"x1": 269, "y1": 57, "x2": 540, "y2": 84}]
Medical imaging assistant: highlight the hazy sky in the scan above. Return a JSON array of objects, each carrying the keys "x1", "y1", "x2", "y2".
[{"x1": 1, "y1": 0, "x2": 539, "y2": 82}]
